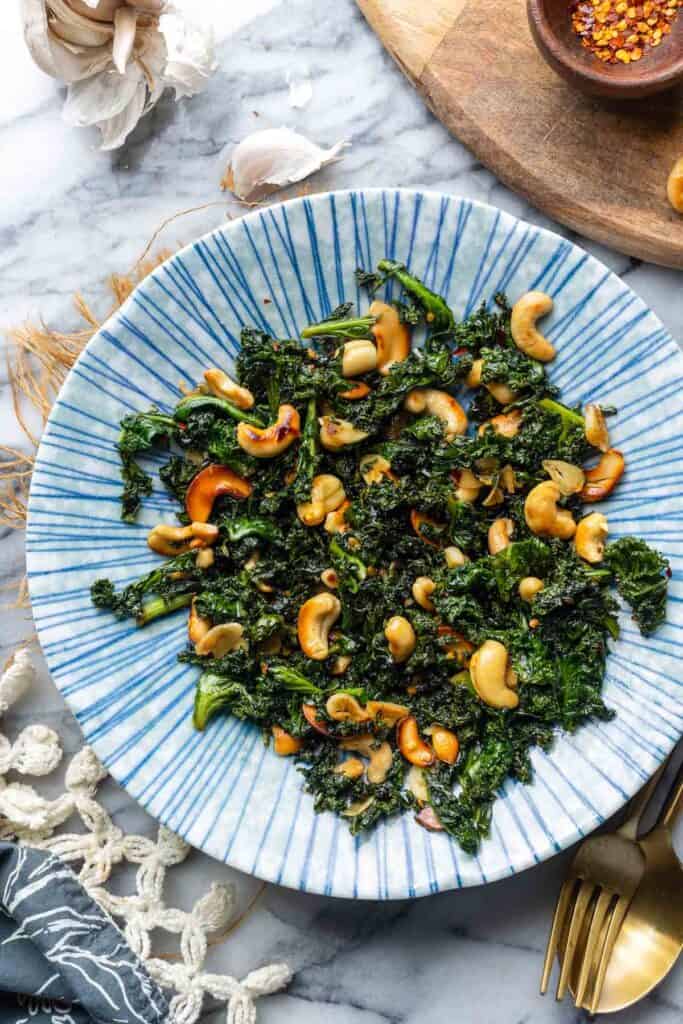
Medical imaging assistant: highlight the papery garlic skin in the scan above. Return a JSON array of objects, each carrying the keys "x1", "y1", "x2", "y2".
[
  {"x1": 20, "y1": 1, "x2": 216, "y2": 150},
  {"x1": 224, "y1": 128, "x2": 350, "y2": 202}
]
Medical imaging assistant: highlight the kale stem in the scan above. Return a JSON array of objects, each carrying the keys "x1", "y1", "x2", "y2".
[
  {"x1": 539, "y1": 398, "x2": 584, "y2": 428},
  {"x1": 137, "y1": 592, "x2": 193, "y2": 626},
  {"x1": 174, "y1": 395, "x2": 263, "y2": 428},
  {"x1": 300, "y1": 316, "x2": 376, "y2": 339}
]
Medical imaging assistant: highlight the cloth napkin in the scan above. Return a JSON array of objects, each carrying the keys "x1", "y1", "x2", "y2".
[{"x1": 0, "y1": 842, "x2": 168, "y2": 1024}]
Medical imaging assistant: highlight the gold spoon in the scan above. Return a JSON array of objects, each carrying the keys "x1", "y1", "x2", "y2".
[{"x1": 575, "y1": 760, "x2": 683, "y2": 1013}]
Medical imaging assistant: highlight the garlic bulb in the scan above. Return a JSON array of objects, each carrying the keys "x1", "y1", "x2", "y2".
[
  {"x1": 222, "y1": 128, "x2": 350, "y2": 202},
  {"x1": 21, "y1": 1, "x2": 215, "y2": 150}
]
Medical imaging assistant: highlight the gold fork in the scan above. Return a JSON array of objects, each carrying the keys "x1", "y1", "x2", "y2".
[{"x1": 540, "y1": 763, "x2": 665, "y2": 1005}]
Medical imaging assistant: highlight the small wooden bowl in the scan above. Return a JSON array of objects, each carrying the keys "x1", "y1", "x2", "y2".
[{"x1": 528, "y1": 0, "x2": 683, "y2": 99}]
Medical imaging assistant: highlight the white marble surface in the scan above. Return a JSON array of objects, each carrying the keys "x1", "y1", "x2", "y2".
[{"x1": 1, "y1": 1, "x2": 682, "y2": 1021}]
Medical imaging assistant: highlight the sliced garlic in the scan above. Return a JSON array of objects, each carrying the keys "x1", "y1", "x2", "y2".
[{"x1": 221, "y1": 127, "x2": 350, "y2": 202}]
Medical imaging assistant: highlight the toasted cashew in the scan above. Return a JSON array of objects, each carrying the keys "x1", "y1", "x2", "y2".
[
  {"x1": 524, "y1": 481, "x2": 576, "y2": 539},
  {"x1": 370, "y1": 300, "x2": 411, "y2": 373},
  {"x1": 500, "y1": 465, "x2": 516, "y2": 494},
  {"x1": 341, "y1": 734, "x2": 393, "y2": 784},
  {"x1": 510, "y1": 291, "x2": 555, "y2": 362},
  {"x1": 488, "y1": 517, "x2": 515, "y2": 555},
  {"x1": 479, "y1": 408, "x2": 523, "y2": 439},
  {"x1": 385, "y1": 615, "x2": 416, "y2": 662},
  {"x1": 366, "y1": 700, "x2": 410, "y2": 724},
  {"x1": 335, "y1": 757, "x2": 365, "y2": 780},
  {"x1": 396, "y1": 716, "x2": 434, "y2": 767},
  {"x1": 585, "y1": 404, "x2": 609, "y2": 453},
  {"x1": 339, "y1": 381, "x2": 371, "y2": 401},
  {"x1": 195, "y1": 622, "x2": 245, "y2": 658},
  {"x1": 453, "y1": 468, "x2": 482, "y2": 503},
  {"x1": 519, "y1": 576, "x2": 544, "y2": 602},
  {"x1": 326, "y1": 693, "x2": 369, "y2": 723},
  {"x1": 412, "y1": 577, "x2": 436, "y2": 612},
  {"x1": 359, "y1": 453, "x2": 396, "y2": 485},
  {"x1": 342, "y1": 339, "x2": 378, "y2": 377},
  {"x1": 581, "y1": 450, "x2": 625, "y2": 502},
  {"x1": 196, "y1": 548, "x2": 215, "y2": 569},
  {"x1": 298, "y1": 592, "x2": 341, "y2": 660},
  {"x1": 188, "y1": 598, "x2": 211, "y2": 644},
  {"x1": 237, "y1": 404, "x2": 300, "y2": 458},
  {"x1": 469, "y1": 639, "x2": 519, "y2": 709},
  {"x1": 147, "y1": 521, "x2": 217, "y2": 557},
  {"x1": 297, "y1": 474, "x2": 346, "y2": 526},
  {"x1": 324, "y1": 500, "x2": 351, "y2": 534},
  {"x1": 575, "y1": 512, "x2": 608, "y2": 564},
  {"x1": 404, "y1": 388, "x2": 467, "y2": 440},
  {"x1": 410, "y1": 509, "x2": 443, "y2": 546},
  {"x1": 272, "y1": 725, "x2": 302, "y2": 756},
  {"x1": 466, "y1": 359, "x2": 516, "y2": 404},
  {"x1": 319, "y1": 415, "x2": 369, "y2": 450},
  {"x1": 204, "y1": 368, "x2": 254, "y2": 410},
  {"x1": 320, "y1": 568, "x2": 339, "y2": 589},
  {"x1": 542, "y1": 459, "x2": 585, "y2": 496},
  {"x1": 406, "y1": 765, "x2": 430, "y2": 804},
  {"x1": 330, "y1": 654, "x2": 352, "y2": 676},
  {"x1": 667, "y1": 156, "x2": 683, "y2": 214},
  {"x1": 444, "y1": 545, "x2": 468, "y2": 568},
  {"x1": 427, "y1": 725, "x2": 459, "y2": 765}
]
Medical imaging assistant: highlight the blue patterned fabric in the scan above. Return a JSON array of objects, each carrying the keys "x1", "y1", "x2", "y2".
[{"x1": 0, "y1": 843, "x2": 167, "y2": 1024}]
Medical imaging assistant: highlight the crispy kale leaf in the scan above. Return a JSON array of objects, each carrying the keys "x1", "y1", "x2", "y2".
[{"x1": 606, "y1": 537, "x2": 670, "y2": 635}]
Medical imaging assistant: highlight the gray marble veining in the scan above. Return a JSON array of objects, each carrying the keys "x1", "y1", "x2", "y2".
[{"x1": 1, "y1": 1, "x2": 681, "y2": 1021}]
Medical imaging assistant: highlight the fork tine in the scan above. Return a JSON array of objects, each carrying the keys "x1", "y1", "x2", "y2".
[
  {"x1": 588, "y1": 894, "x2": 630, "y2": 1014},
  {"x1": 574, "y1": 887, "x2": 613, "y2": 1007},
  {"x1": 540, "y1": 877, "x2": 577, "y2": 994},
  {"x1": 556, "y1": 880, "x2": 595, "y2": 1000}
]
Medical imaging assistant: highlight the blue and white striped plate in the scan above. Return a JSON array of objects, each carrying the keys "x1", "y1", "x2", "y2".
[{"x1": 27, "y1": 189, "x2": 683, "y2": 899}]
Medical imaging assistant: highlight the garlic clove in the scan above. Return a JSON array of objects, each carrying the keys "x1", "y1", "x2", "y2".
[
  {"x1": 222, "y1": 127, "x2": 350, "y2": 202},
  {"x1": 67, "y1": 1, "x2": 122, "y2": 21},
  {"x1": 160, "y1": 10, "x2": 217, "y2": 98},
  {"x1": 63, "y1": 62, "x2": 145, "y2": 125},
  {"x1": 112, "y1": 6, "x2": 137, "y2": 74}
]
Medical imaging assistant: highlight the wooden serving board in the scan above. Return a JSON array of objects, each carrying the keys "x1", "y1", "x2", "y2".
[{"x1": 357, "y1": 0, "x2": 683, "y2": 268}]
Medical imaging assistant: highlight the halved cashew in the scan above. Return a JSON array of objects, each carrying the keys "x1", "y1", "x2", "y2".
[
  {"x1": 406, "y1": 765, "x2": 430, "y2": 805},
  {"x1": 186, "y1": 465, "x2": 252, "y2": 522},
  {"x1": 466, "y1": 359, "x2": 516, "y2": 404},
  {"x1": 510, "y1": 291, "x2": 555, "y2": 362},
  {"x1": 326, "y1": 693, "x2": 370, "y2": 723},
  {"x1": 575, "y1": 512, "x2": 608, "y2": 564},
  {"x1": 196, "y1": 548, "x2": 215, "y2": 569},
  {"x1": 324, "y1": 500, "x2": 351, "y2": 534},
  {"x1": 335, "y1": 757, "x2": 365, "y2": 780},
  {"x1": 342, "y1": 796, "x2": 375, "y2": 818},
  {"x1": 581, "y1": 450, "x2": 625, "y2": 502},
  {"x1": 469, "y1": 640, "x2": 519, "y2": 710},
  {"x1": 524, "y1": 481, "x2": 576, "y2": 539},
  {"x1": 188, "y1": 598, "x2": 211, "y2": 644},
  {"x1": 341, "y1": 734, "x2": 393, "y2": 784},
  {"x1": 339, "y1": 381, "x2": 371, "y2": 400},
  {"x1": 360, "y1": 453, "x2": 396, "y2": 485},
  {"x1": 404, "y1": 388, "x2": 467, "y2": 440},
  {"x1": 385, "y1": 615, "x2": 416, "y2": 662},
  {"x1": 320, "y1": 568, "x2": 339, "y2": 588},
  {"x1": 488, "y1": 517, "x2": 515, "y2": 555},
  {"x1": 452, "y1": 468, "x2": 482, "y2": 503},
  {"x1": 272, "y1": 725, "x2": 302, "y2": 756},
  {"x1": 426, "y1": 725, "x2": 459, "y2": 765},
  {"x1": 366, "y1": 700, "x2": 410, "y2": 725},
  {"x1": 585, "y1": 404, "x2": 609, "y2": 453},
  {"x1": 297, "y1": 474, "x2": 346, "y2": 526},
  {"x1": 298, "y1": 592, "x2": 341, "y2": 660},
  {"x1": 330, "y1": 654, "x2": 352, "y2": 676},
  {"x1": 412, "y1": 577, "x2": 436, "y2": 612},
  {"x1": 479, "y1": 408, "x2": 523, "y2": 439},
  {"x1": 342, "y1": 339, "x2": 378, "y2": 377},
  {"x1": 482, "y1": 485, "x2": 504, "y2": 508},
  {"x1": 519, "y1": 576, "x2": 544, "y2": 602},
  {"x1": 147, "y1": 521, "x2": 217, "y2": 557},
  {"x1": 237, "y1": 404, "x2": 301, "y2": 458},
  {"x1": 370, "y1": 300, "x2": 411, "y2": 373},
  {"x1": 195, "y1": 622, "x2": 245, "y2": 658},
  {"x1": 500, "y1": 465, "x2": 516, "y2": 494},
  {"x1": 319, "y1": 415, "x2": 368, "y2": 450},
  {"x1": 444, "y1": 545, "x2": 468, "y2": 568},
  {"x1": 396, "y1": 716, "x2": 435, "y2": 767},
  {"x1": 542, "y1": 459, "x2": 585, "y2": 496},
  {"x1": 667, "y1": 156, "x2": 683, "y2": 214},
  {"x1": 204, "y1": 368, "x2": 254, "y2": 410}
]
